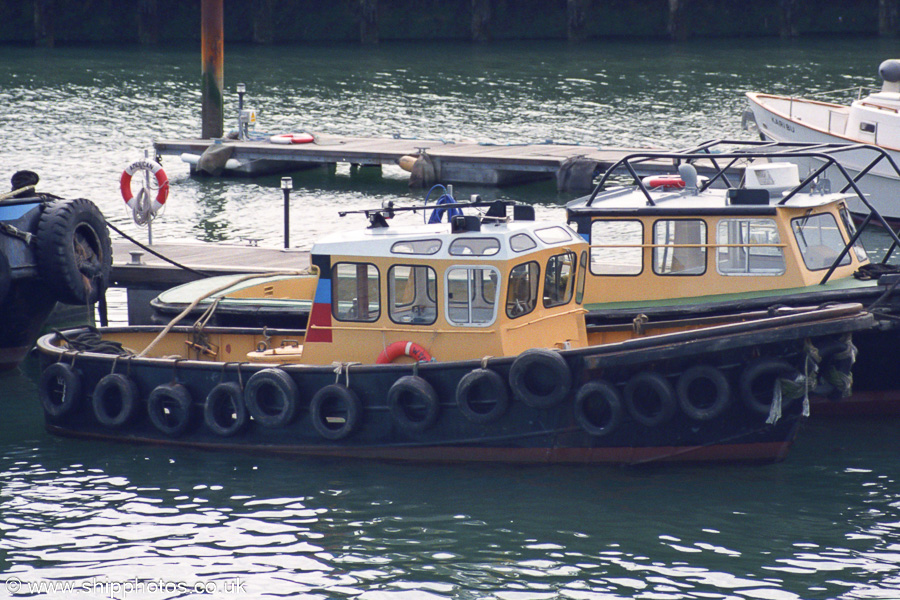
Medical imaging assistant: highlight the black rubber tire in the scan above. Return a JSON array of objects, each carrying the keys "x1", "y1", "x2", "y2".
[
  {"x1": 35, "y1": 197, "x2": 112, "y2": 306},
  {"x1": 676, "y1": 365, "x2": 731, "y2": 421},
  {"x1": 310, "y1": 384, "x2": 362, "y2": 440},
  {"x1": 574, "y1": 380, "x2": 623, "y2": 437},
  {"x1": 92, "y1": 373, "x2": 139, "y2": 428},
  {"x1": 388, "y1": 375, "x2": 440, "y2": 433},
  {"x1": 508, "y1": 348, "x2": 572, "y2": 409},
  {"x1": 147, "y1": 383, "x2": 194, "y2": 437},
  {"x1": 204, "y1": 382, "x2": 248, "y2": 437},
  {"x1": 244, "y1": 368, "x2": 300, "y2": 428},
  {"x1": 0, "y1": 252, "x2": 10, "y2": 307},
  {"x1": 456, "y1": 368, "x2": 509, "y2": 424},
  {"x1": 624, "y1": 371, "x2": 677, "y2": 427},
  {"x1": 739, "y1": 359, "x2": 800, "y2": 415},
  {"x1": 39, "y1": 362, "x2": 82, "y2": 418}
]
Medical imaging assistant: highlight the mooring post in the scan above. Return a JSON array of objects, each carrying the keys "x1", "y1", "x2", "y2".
[
  {"x1": 667, "y1": 0, "x2": 689, "y2": 41},
  {"x1": 471, "y1": 0, "x2": 491, "y2": 42},
  {"x1": 567, "y1": 0, "x2": 589, "y2": 42},
  {"x1": 779, "y1": 0, "x2": 799, "y2": 38},
  {"x1": 33, "y1": 0, "x2": 55, "y2": 47},
  {"x1": 138, "y1": 0, "x2": 160, "y2": 45},
  {"x1": 201, "y1": 0, "x2": 224, "y2": 139},
  {"x1": 253, "y1": 0, "x2": 274, "y2": 44},
  {"x1": 879, "y1": 0, "x2": 898, "y2": 36},
  {"x1": 360, "y1": 0, "x2": 378, "y2": 44},
  {"x1": 281, "y1": 177, "x2": 293, "y2": 249}
]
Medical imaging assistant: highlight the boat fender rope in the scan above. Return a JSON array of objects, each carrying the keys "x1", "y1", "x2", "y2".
[
  {"x1": 481, "y1": 356, "x2": 493, "y2": 369},
  {"x1": 332, "y1": 362, "x2": 361, "y2": 386}
]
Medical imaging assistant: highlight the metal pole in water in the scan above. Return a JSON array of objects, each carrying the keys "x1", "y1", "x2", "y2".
[
  {"x1": 201, "y1": 0, "x2": 224, "y2": 139},
  {"x1": 282, "y1": 177, "x2": 293, "y2": 249}
]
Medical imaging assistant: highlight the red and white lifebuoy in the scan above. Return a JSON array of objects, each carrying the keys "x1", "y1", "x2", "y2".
[
  {"x1": 642, "y1": 175, "x2": 685, "y2": 189},
  {"x1": 270, "y1": 133, "x2": 315, "y2": 145},
  {"x1": 376, "y1": 341, "x2": 433, "y2": 364},
  {"x1": 120, "y1": 159, "x2": 169, "y2": 213}
]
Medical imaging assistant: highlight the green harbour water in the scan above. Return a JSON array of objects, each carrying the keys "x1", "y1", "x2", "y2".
[{"x1": 3, "y1": 36, "x2": 900, "y2": 599}]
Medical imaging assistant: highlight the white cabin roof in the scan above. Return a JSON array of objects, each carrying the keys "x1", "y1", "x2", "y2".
[{"x1": 312, "y1": 220, "x2": 585, "y2": 261}]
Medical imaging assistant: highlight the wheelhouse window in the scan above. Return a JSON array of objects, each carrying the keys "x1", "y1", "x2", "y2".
[
  {"x1": 653, "y1": 219, "x2": 707, "y2": 276},
  {"x1": 449, "y1": 237, "x2": 500, "y2": 256},
  {"x1": 389, "y1": 265, "x2": 437, "y2": 325},
  {"x1": 544, "y1": 251, "x2": 576, "y2": 308},
  {"x1": 839, "y1": 206, "x2": 869, "y2": 263},
  {"x1": 332, "y1": 262, "x2": 380, "y2": 322},
  {"x1": 506, "y1": 262, "x2": 539, "y2": 318},
  {"x1": 446, "y1": 267, "x2": 499, "y2": 326},
  {"x1": 391, "y1": 239, "x2": 442, "y2": 255},
  {"x1": 589, "y1": 220, "x2": 643, "y2": 276},
  {"x1": 534, "y1": 226, "x2": 573, "y2": 244},
  {"x1": 716, "y1": 218, "x2": 785, "y2": 276},
  {"x1": 792, "y1": 213, "x2": 851, "y2": 271},
  {"x1": 510, "y1": 233, "x2": 537, "y2": 253}
]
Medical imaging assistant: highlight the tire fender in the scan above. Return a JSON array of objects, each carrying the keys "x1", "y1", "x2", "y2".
[
  {"x1": 310, "y1": 384, "x2": 362, "y2": 440},
  {"x1": 92, "y1": 373, "x2": 140, "y2": 428},
  {"x1": 676, "y1": 365, "x2": 731, "y2": 421},
  {"x1": 244, "y1": 368, "x2": 300, "y2": 428},
  {"x1": 624, "y1": 371, "x2": 676, "y2": 427},
  {"x1": 574, "y1": 380, "x2": 623, "y2": 437},
  {"x1": 147, "y1": 382, "x2": 194, "y2": 437},
  {"x1": 39, "y1": 362, "x2": 82, "y2": 418},
  {"x1": 456, "y1": 368, "x2": 509, "y2": 424},
  {"x1": 739, "y1": 359, "x2": 800, "y2": 414},
  {"x1": 508, "y1": 348, "x2": 571, "y2": 409},
  {"x1": 35, "y1": 198, "x2": 112, "y2": 305},
  {"x1": 388, "y1": 375, "x2": 440, "y2": 433},
  {"x1": 204, "y1": 382, "x2": 248, "y2": 437}
]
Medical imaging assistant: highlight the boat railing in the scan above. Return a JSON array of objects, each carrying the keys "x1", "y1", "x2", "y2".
[
  {"x1": 582, "y1": 139, "x2": 900, "y2": 286},
  {"x1": 798, "y1": 85, "x2": 880, "y2": 101}
]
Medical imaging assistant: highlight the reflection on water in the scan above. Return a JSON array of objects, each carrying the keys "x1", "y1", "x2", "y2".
[{"x1": 4, "y1": 36, "x2": 900, "y2": 599}]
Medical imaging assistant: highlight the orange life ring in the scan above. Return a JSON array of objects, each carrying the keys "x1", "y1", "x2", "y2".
[
  {"x1": 376, "y1": 341, "x2": 433, "y2": 364},
  {"x1": 642, "y1": 175, "x2": 685, "y2": 189},
  {"x1": 120, "y1": 160, "x2": 169, "y2": 213},
  {"x1": 270, "y1": 133, "x2": 315, "y2": 145}
]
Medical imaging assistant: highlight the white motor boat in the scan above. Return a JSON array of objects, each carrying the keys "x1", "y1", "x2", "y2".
[{"x1": 745, "y1": 59, "x2": 900, "y2": 221}]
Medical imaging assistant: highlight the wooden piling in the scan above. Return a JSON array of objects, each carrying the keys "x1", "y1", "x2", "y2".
[
  {"x1": 667, "y1": 0, "x2": 689, "y2": 42},
  {"x1": 567, "y1": 0, "x2": 589, "y2": 42},
  {"x1": 879, "y1": 0, "x2": 898, "y2": 36},
  {"x1": 201, "y1": 0, "x2": 224, "y2": 139},
  {"x1": 471, "y1": 0, "x2": 491, "y2": 42},
  {"x1": 138, "y1": 0, "x2": 160, "y2": 45},
  {"x1": 360, "y1": 0, "x2": 378, "y2": 44},
  {"x1": 253, "y1": 0, "x2": 274, "y2": 44},
  {"x1": 33, "y1": 0, "x2": 54, "y2": 47},
  {"x1": 779, "y1": 0, "x2": 799, "y2": 37}
]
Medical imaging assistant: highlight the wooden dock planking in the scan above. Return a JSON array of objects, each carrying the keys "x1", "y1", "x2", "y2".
[{"x1": 154, "y1": 135, "x2": 729, "y2": 189}]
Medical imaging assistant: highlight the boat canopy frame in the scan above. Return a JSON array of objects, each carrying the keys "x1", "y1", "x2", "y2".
[{"x1": 582, "y1": 139, "x2": 900, "y2": 286}]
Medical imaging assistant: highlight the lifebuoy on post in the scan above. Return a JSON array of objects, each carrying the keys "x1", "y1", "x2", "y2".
[
  {"x1": 92, "y1": 373, "x2": 140, "y2": 428},
  {"x1": 244, "y1": 368, "x2": 300, "y2": 427},
  {"x1": 39, "y1": 362, "x2": 82, "y2": 418},
  {"x1": 508, "y1": 348, "x2": 571, "y2": 408},
  {"x1": 388, "y1": 375, "x2": 440, "y2": 433},
  {"x1": 119, "y1": 159, "x2": 169, "y2": 218},
  {"x1": 310, "y1": 384, "x2": 362, "y2": 440},
  {"x1": 456, "y1": 369, "x2": 509, "y2": 424},
  {"x1": 147, "y1": 382, "x2": 194, "y2": 437},
  {"x1": 204, "y1": 382, "x2": 248, "y2": 437},
  {"x1": 377, "y1": 341, "x2": 433, "y2": 364},
  {"x1": 270, "y1": 133, "x2": 315, "y2": 145}
]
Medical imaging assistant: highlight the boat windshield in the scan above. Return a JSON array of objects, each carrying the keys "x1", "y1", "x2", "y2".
[{"x1": 791, "y1": 213, "x2": 852, "y2": 271}]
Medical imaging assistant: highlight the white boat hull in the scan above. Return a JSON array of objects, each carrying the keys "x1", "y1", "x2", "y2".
[{"x1": 746, "y1": 92, "x2": 900, "y2": 221}]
